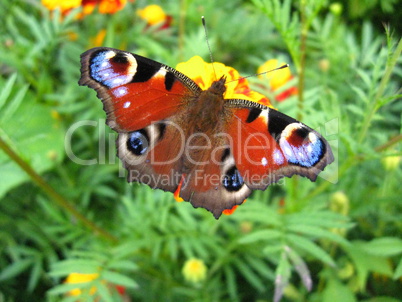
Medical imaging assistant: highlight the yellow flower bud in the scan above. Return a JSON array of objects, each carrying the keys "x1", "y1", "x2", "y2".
[
  {"x1": 329, "y1": 3, "x2": 343, "y2": 15},
  {"x1": 182, "y1": 258, "x2": 207, "y2": 284},
  {"x1": 329, "y1": 191, "x2": 349, "y2": 216},
  {"x1": 319, "y1": 59, "x2": 330, "y2": 72},
  {"x1": 381, "y1": 155, "x2": 401, "y2": 171}
]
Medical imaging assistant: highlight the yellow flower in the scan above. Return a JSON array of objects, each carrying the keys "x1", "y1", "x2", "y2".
[
  {"x1": 182, "y1": 258, "x2": 207, "y2": 283},
  {"x1": 41, "y1": 0, "x2": 128, "y2": 16},
  {"x1": 41, "y1": 0, "x2": 81, "y2": 14},
  {"x1": 257, "y1": 59, "x2": 298, "y2": 102},
  {"x1": 65, "y1": 273, "x2": 99, "y2": 296},
  {"x1": 138, "y1": 4, "x2": 167, "y2": 25},
  {"x1": 176, "y1": 56, "x2": 272, "y2": 107},
  {"x1": 64, "y1": 272, "x2": 127, "y2": 297}
]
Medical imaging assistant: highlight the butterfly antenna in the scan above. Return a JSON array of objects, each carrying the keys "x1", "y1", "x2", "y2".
[
  {"x1": 226, "y1": 64, "x2": 289, "y2": 84},
  {"x1": 202, "y1": 16, "x2": 218, "y2": 79}
]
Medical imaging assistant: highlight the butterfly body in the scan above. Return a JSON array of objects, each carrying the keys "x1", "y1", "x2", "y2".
[{"x1": 79, "y1": 47, "x2": 334, "y2": 218}]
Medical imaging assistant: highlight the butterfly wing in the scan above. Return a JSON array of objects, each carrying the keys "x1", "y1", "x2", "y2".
[
  {"x1": 225, "y1": 99, "x2": 334, "y2": 190},
  {"x1": 79, "y1": 47, "x2": 202, "y2": 132},
  {"x1": 80, "y1": 48, "x2": 334, "y2": 219},
  {"x1": 177, "y1": 139, "x2": 252, "y2": 219},
  {"x1": 79, "y1": 47, "x2": 201, "y2": 193}
]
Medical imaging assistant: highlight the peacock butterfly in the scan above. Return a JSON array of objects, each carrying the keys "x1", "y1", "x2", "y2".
[{"x1": 79, "y1": 47, "x2": 334, "y2": 219}]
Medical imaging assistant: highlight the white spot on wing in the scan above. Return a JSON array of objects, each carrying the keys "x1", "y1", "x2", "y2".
[
  {"x1": 260, "y1": 108, "x2": 269, "y2": 125},
  {"x1": 261, "y1": 157, "x2": 268, "y2": 166},
  {"x1": 113, "y1": 78, "x2": 123, "y2": 85},
  {"x1": 105, "y1": 50, "x2": 116, "y2": 60},
  {"x1": 156, "y1": 67, "x2": 167, "y2": 77},
  {"x1": 113, "y1": 86, "x2": 128, "y2": 98},
  {"x1": 273, "y1": 149, "x2": 284, "y2": 165},
  {"x1": 308, "y1": 132, "x2": 317, "y2": 143},
  {"x1": 123, "y1": 101, "x2": 131, "y2": 108},
  {"x1": 282, "y1": 122, "x2": 303, "y2": 138}
]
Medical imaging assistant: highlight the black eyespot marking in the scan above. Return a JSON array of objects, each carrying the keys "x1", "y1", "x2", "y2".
[
  {"x1": 127, "y1": 129, "x2": 149, "y2": 156},
  {"x1": 221, "y1": 148, "x2": 230, "y2": 163},
  {"x1": 164, "y1": 72, "x2": 175, "y2": 91},
  {"x1": 246, "y1": 108, "x2": 262, "y2": 123},
  {"x1": 294, "y1": 127, "x2": 309, "y2": 139},
  {"x1": 112, "y1": 52, "x2": 129, "y2": 64},
  {"x1": 157, "y1": 122, "x2": 167, "y2": 141},
  {"x1": 268, "y1": 109, "x2": 297, "y2": 141},
  {"x1": 223, "y1": 166, "x2": 244, "y2": 192}
]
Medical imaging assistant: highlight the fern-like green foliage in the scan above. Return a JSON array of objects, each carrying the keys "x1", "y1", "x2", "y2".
[{"x1": 0, "y1": 0, "x2": 401, "y2": 301}]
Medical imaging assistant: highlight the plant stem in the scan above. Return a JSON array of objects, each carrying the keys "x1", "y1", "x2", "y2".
[
  {"x1": 357, "y1": 38, "x2": 402, "y2": 144},
  {"x1": 297, "y1": 0, "x2": 307, "y2": 122},
  {"x1": 375, "y1": 134, "x2": 402, "y2": 152},
  {"x1": 178, "y1": 0, "x2": 186, "y2": 61},
  {"x1": 0, "y1": 135, "x2": 117, "y2": 243}
]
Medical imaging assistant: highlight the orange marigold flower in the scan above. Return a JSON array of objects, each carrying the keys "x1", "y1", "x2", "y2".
[
  {"x1": 42, "y1": 0, "x2": 127, "y2": 16},
  {"x1": 176, "y1": 56, "x2": 272, "y2": 107},
  {"x1": 258, "y1": 59, "x2": 298, "y2": 102},
  {"x1": 182, "y1": 258, "x2": 207, "y2": 283},
  {"x1": 137, "y1": 4, "x2": 172, "y2": 29},
  {"x1": 97, "y1": 0, "x2": 127, "y2": 14}
]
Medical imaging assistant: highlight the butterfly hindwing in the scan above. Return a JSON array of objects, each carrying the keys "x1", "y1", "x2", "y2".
[
  {"x1": 177, "y1": 141, "x2": 252, "y2": 219},
  {"x1": 226, "y1": 99, "x2": 334, "y2": 190},
  {"x1": 117, "y1": 118, "x2": 185, "y2": 193}
]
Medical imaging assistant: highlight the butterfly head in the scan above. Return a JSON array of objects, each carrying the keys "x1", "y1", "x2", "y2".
[{"x1": 208, "y1": 75, "x2": 227, "y2": 96}]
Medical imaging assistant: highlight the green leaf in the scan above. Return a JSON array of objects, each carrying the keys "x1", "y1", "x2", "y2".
[
  {"x1": 108, "y1": 260, "x2": 138, "y2": 272},
  {"x1": 273, "y1": 252, "x2": 291, "y2": 302},
  {"x1": 224, "y1": 266, "x2": 237, "y2": 301},
  {"x1": 233, "y1": 258, "x2": 265, "y2": 291},
  {"x1": 362, "y1": 237, "x2": 402, "y2": 257},
  {"x1": 345, "y1": 241, "x2": 393, "y2": 290},
  {"x1": 95, "y1": 282, "x2": 113, "y2": 302},
  {"x1": 0, "y1": 93, "x2": 64, "y2": 198},
  {"x1": 47, "y1": 282, "x2": 85, "y2": 296},
  {"x1": 322, "y1": 279, "x2": 356, "y2": 302},
  {"x1": 287, "y1": 234, "x2": 335, "y2": 266},
  {"x1": 0, "y1": 258, "x2": 33, "y2": 281},
  {"x1": 360, "y1": 297, "x2": 402, "y2": 302},
  {"x1": 102, "y1": 271, "x2": 138, "y2": 289},
  {"x1": 27, "y1": 258, "x2": 42, "y2": 292},
  {"x1": 286, "y1": 224, "x2": 350, "y2": 247},
  {"x1": 239, "y1": 229, "x2": 282, "y2": 244},
  {"x1": 50, "y1": 260, "x2": 99, "y2": 277},
  {"x1": 0, "y1": 74, "x2": 18, "y2": 110},
  {"x1": 393, "y1": 258, "x2": 402, "y2": 280}
]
